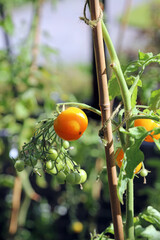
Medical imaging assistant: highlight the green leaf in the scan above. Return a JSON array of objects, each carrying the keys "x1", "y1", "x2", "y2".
[
  {"x1": 140, "y1": 225, "x2": 160, "y2": 239},
  {"x1": 124, "y1": 62, "x2": 141, "y2": 75},
  {"x1": 131, "y1": 86, "x2": 137, "y2": 108},
  {"x1": 149, "y1": 89, "x2": 160, "y2": 111},
  {"x1": 108, "y1": 74, "x2": 121, "y2": 100},
  {"x1": 138, "y1": 51, "x2": 153, "y2": 61},
  {"x1": 128, "y1": 126, "x2": 148, "y2": 139},
  {"x1": 153, "y1": 138, "x2": 160, "y2": 150},
  {"x1": 125, "y1": 144, "x2": 144, "y2": 178},
  {"x1": 117, "y1": 171, "x2": 129, "y2": 204}
]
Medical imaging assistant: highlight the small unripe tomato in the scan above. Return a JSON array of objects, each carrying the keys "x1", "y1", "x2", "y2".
[
  {"x1": 47, "y1": 148, "x2": 58, "y2": 161},
  {"x1": 115, "y1": 148, "x2": 142, "y2": 174},
  {"x1": 54, "y1": 107, "x2": 88, "y2": 141},
  {"x1": 78, "y1": 169, "x2": 87, "y2": 184},
  {"x1": 14, "y1": 160, "x2": 25, "y2": 172},
  {"x1": 66, "y1": 172, "x2": 81, "y2": 184},
  {"x1": 46, "y1": 160, "x2": 53, "y2": 170},
  {"x1": 63, "y1": 140, "x2": 70, "y2": 149},
  {"x1": 66, "y1": 172, "x2": 76, "y2": 184},
  {"x1": 134, "y1": 118, "x2": 160, "y2": 142},
  {"x1": 56, "y1": 171, "x2": 66, "y2": 184},
  {"x1": 140, "y1": 168, "x2": 149, "y2": 177}
]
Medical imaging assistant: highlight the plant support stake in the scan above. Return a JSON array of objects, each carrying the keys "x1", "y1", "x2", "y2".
[{"x1": 89, "y1": 1, "x2": 124, "y2": 239}]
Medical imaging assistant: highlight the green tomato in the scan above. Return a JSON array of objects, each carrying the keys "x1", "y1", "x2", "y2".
[
  {"x1": 47, "y1": 159, "x2": 64, "y2": 175},
  {"x1": 66, "y1": 173, "x2": 76, "y2": 184},
  {"x1": 48, "y1": 148, "x2": 58, "y2": 161},
  {"x1": 65, "y1": 158, "x2": 78, "y2": 171},
  {"x1": 63, "y1": 140, "x2": 70, "y2": 149},
  {"x1": 66, "y1": 172, "x2": 81, "y2": 184},
  {"x1": 47, "y1": 167, "x2": 57, "y2": 175},
  {"x1": 46, "y1": 160, "x2": 53, "y2": 170},
  {"x1": 56, "y1": 171, "x2": 66, "y2": 184},
  {"x1": 74, "y1": 172, "x2": 81, "y2": 184},
  {"x1": 140, "y1": 169, "x2": 149, "y2": 177},
  {"x1": 78, "y1": 169, "x2": 87, "y2": 184},
  {"x1": 55, "y1": 159, "x2": 64, "y2": 171},
  {"x1": 14, "y1": 160, "x2": 25, "y2": 172},
  {"x1": 59, "y1": 153, "x2": 64, "y2": 160}
]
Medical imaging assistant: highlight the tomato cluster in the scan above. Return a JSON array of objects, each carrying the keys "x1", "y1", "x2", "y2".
[
  {"x1": 45, "y1": 142, "x2": 87, "y2": 184},
  {"x1": 14, "y1": 107, "x2": 88, "y2": 185},
  {"x1": 14, "y1": 140, "x2": 87, "y2": 185},
  {"x1": 115, "y1": 148, "x2": 142, "y2": 174}
]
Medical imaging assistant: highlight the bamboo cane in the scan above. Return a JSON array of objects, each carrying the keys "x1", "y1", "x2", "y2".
[{"x1": 89, "y1": 1, "x2": 124, "y2": 239}]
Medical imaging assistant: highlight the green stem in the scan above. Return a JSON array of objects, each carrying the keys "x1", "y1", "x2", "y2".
[
  {"x1": 56, "y1": 102, "x2": 101, "y2": 116},
  {"x1": 102, "y1": 20, "x2": 135, "y2": 239},
  {"x1": 130, "y1": 114, "x2": 160, "y2": 122},
  {"x1": 126, "y1": 179, "x2": 134, "y2": 240},
  {"x1": 101, "y1": 20, "x2": 131, "y2": 113}
]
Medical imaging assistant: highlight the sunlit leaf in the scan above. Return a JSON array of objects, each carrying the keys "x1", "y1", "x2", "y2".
[
  {"x1": 108, "y1": 74, "x2": 121, "y2": 100},
  {"x1": 149, "y1": 89, "x2": 160, "y2": 111},
  {"x1": 138, "y1": 51, "x2": 153, "y2": 61}
]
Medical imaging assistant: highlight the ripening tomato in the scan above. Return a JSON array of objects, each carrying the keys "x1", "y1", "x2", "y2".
[
  {"x1": 54, "y1": 107, "x2": 88, "y2": 141},
  {"x1": 134, "y1": 118, "x2": 160, "y2": 142},
  {"x1": 115, "y1": 148, "x2": 142, "y2": 174}
]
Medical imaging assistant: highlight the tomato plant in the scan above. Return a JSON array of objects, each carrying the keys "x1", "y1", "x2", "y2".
[
  {"x1": 10, "y1": 1, "x2": 160, "y2": 240},
  {"x1": 134, "y1": 118, "x2": 160, "y2": 142},
  {"x1": 54, "y1": 107, "x2": 88, "y2": 141}
]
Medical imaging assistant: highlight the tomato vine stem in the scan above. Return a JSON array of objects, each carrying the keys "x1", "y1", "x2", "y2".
[{"x1": 56, "y1": 102, "x2": 101, "y2": 116}]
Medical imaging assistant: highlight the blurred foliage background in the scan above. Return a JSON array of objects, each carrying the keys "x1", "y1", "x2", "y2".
[{"x1": 0, "y1": 0, "x2": 160, "y2": 240}]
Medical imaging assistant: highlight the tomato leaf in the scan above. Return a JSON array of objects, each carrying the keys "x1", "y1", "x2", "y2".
[
  {"x1": 131, "y1": 86, "x2": 137, "y2": 108},
  {"x1": 149, "y1": 89, "x2": 160, "y2": 111},
  {"x1": 128, "y1": 126, "x2": 148, "y2": 139},
  {"x1": 138, "y1": 51, "x2": 153, "y2": 61},
  {"x1": 140, "y1": 206, "x2": 160, "y2": 229},
  {"x1": 125, "y1": 143, "x2": 144, "y2": 178},
  {"x1": 153, "y1": 139, "x2": 160, "y2": 150},
  {"x1": 108, "y1": 73, "x2": 121, "y2": 100},
  {"x1": 139, "y1": 225, "x2": 160, "y2": 240}
]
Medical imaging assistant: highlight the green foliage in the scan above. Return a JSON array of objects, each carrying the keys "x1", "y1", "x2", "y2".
[
  {"x1": 149, "y1": 89, "x2": 160, "y2": 111},
  {"x1": 109, "y1": 51, "x2": 160, "y2": 108},
  {"x1": 135, "y1": 206, "x2": 160, "y2": 239}
]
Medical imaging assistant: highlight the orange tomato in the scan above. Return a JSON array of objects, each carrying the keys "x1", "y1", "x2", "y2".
[
  {"x1": 115, "y1": 148, "x2": 142, "y2": 174},
  {"x1": 134, "y1": 118, "x2": 160, "y2": 142},
  {"x1": 54, "y1": 107, "x2": 88, "y2": 141}
]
